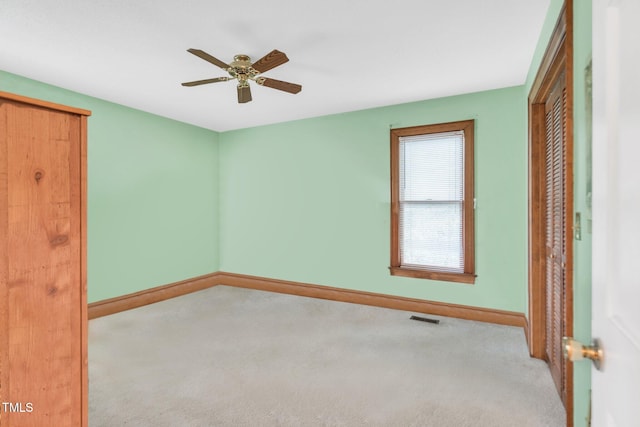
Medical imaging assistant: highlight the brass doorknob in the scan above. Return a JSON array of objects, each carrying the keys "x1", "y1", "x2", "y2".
[{"x1": 562, "y1": 337, "x2": 604, "y2": 371}]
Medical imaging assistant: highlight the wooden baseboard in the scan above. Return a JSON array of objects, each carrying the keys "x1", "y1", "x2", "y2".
[
  {"x1": 88, "y1": 271, "x2": 526, "y2": 329},
  {"x1": 523, "y1": 316, "x2": 532, "y2": 355},
  {"x1": 216, "y1": 272, "x2": 527, "y2": 328},
  {"x1": 88, "y1": 272, "x2": 221, "y2": 319}
]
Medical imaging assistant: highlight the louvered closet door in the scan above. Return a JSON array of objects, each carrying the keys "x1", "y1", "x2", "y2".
[{"x1": 544, "y1": 72, "x2": 567, "y2": 403}]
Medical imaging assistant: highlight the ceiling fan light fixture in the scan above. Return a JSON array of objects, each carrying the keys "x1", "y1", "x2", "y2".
[{"x1": 182, "y1": 48, "x2": 302, "y2": 104}]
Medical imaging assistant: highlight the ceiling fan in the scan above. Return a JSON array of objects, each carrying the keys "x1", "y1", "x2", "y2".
[{"x1": 182, "y1": 48, "x2": 302, "y2": 104}]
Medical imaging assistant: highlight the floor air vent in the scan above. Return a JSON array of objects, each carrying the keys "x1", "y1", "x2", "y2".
[{"x1": 410, "y1": 315, "x2": 440, "y2": 324}]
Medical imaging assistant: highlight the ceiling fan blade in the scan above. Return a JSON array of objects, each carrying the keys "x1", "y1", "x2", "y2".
[
  {"x1": 181, "y1": 77, "x2": 230, "y2": 87},
  {"x1": 257, "y1": 77, "x2": 302, "y2": 94},
  {"x1": 187, "y1": 48, "x2": 230, "y2": 70},
  {"x1": 237, "y1": 85, "x2": 252, "y2": 103},
  {"x1": 251, "y1": 50, "x2": 289, "y2": 73}
]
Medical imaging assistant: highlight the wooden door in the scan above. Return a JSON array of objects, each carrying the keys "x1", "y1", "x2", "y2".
[
  {"x1": 527, "y1": 3, "x2": 574, "y2": 423},
  {"x1": 544, "y1": 73, "x2": 568, "y2": 403},
  {"x1": 0, "y1": 92, "x2": 90, "y2": 427}
]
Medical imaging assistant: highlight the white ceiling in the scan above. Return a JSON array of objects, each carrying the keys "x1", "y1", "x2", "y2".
[{"x1": 0, "y1": 0, "x2": 550, "y2": 132}]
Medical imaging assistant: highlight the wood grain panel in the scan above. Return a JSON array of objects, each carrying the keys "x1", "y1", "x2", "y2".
[
  {"x1": 8, "y1": 104, "x2": 78, "y2": 426},
  {"x1": 0, "y1": 93, "x2": 89, "y2": 427},
  {"x1": 0, "y1": 94, "x2": 9, "y2": 427}
]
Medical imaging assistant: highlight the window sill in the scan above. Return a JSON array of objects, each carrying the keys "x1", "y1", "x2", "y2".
[{"x1": 389, "y1": 266, "x2": 476, "y2": 284}]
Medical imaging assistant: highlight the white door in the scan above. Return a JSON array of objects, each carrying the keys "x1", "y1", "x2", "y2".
[{"x1": 591, "y1": 0, "x2": 640, "y2": 425}]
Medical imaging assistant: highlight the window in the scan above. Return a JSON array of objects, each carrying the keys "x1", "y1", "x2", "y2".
[{"x1": 390, "y1": 120, "x2": 475, "y2": 284}]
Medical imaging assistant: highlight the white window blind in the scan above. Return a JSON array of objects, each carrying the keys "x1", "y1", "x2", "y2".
[{"x1": 398, "y1": 131, "x2": 464, "y2": 272}]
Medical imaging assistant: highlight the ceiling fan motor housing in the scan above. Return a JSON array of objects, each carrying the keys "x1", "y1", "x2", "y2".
[{"x1": 230, "y1": 54, "x2": 258, "y2": 85}]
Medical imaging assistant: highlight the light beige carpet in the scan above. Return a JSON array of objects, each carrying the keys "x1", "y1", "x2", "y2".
[{"x1": 89, "y1": 285, "x2": 565, "y2": 426}]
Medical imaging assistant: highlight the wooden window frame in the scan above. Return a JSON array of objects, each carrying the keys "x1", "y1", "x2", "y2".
[{"x1": 390, "y1": 120, "x2": 475, "y2": 284}]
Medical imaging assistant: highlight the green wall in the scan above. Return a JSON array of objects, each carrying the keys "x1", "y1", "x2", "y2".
[
  {"x1": 572, "y1": 1, "x2": 593, "y2": 425},
  {"x1": 219, "y1": 85, "x2": 528, "y2": 313},
  {"x1": 2, "y1": 68, "x2": 531, "y2": 314},
  {"x1": 0, "y1": 70, "x2": 221, "y2": 302}
]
